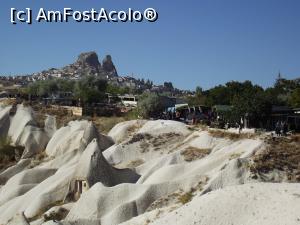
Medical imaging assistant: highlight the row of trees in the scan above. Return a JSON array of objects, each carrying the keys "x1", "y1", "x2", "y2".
[
  {"x1": 25, "y1": 76, "x2": 300, "y2": 123},
  {"x1": 25, "y1": 76, "x2": 156, "y2": 104},
  {"x1": 186, "y1": 78, "x2": 300, "y2": 125},
  {"x1": 129, "y1": 78, "x2": 300, "y2": 126},
  {"x1": 26, "y1": 76, "x2": 108, "y2": 104}
]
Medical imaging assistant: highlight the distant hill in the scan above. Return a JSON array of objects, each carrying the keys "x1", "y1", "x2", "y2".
[{"x1": 0, "y1": 52, "x2": 188, "y2": 95}]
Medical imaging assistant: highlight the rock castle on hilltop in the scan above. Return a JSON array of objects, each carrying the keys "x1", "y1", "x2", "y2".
[{"x1": 31, "y1": 51, "x2": 118, "y2": 80}]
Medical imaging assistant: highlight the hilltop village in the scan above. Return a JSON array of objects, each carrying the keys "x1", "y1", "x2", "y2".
[{"x1": 0, "y1": 51, "x2": 300, "y2": 132}]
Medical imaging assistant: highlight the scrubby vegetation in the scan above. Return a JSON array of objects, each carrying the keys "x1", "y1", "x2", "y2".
[
  {"x1": 127, "y1": 132, "x2": 183, "y2": 153},
  {"x1": 92, "y1": 117, "x2": 128, "y2": 134},
  {"x1": 250, "y1": 135, "x2": 300, "y2": 182},
  {"x1": 26, "y1": 76, "x2": 108, "y2": 105},
  {"x1": 125, "y1": 159, "x2": 145, "y2": 168},
  {"x1": 177, "y1": 178, "x2": 209, "y2": 205},
  {"x1": 43, "y1": 207, "x2": 69, "y2": 222},
  {"x1": 178, "y1": 191, "x2": 193, "y2": 204},
  {"x1": 28, "y1": 151, "x2": 50, "y2": 169},
  {"x1": 31, "y1": 104, "x2": 74, "y2": 128},
  {"x1": 208, "y1": 129, "x2": 257, "y2": 140},
  {"x1": 229, "y1": 153, "x2": 243, "y2": 160},
  {"x1": 181, "y1": 147, "x2": 211, "y2": 162},
  {"x1": 137, "y1": 93, "x2": 166, "y2": 119},
  {"x1": 127, "y1": 133, "x2": 153, "y2": 145},
  {"x1": 187, "y1": 78, "x2": 300, "y2": 127},
  {"x1": 31, "y1": 103, "x2": 137, "y2": 133}
]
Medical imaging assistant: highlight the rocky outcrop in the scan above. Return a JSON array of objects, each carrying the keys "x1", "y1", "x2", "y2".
[
  {"x1": 44, "y1": 115, "x2": 57, "y2": 138},
  {"x1": 70, "y1": 139, "x2": 139, "y2": 189},
  {"x1": 45, "y1": 120, "x2": 113, "y2": 157},
  {"x1": 2, "y1": 115, "x2": 300, "y2": 225},
  {"x1": 77, "y1": 52, "x2": 101, "y2": 69},
  {"x1": 102, "y1": 55, "x2": 118, "y2": 77},
  {"x1": 32, "y1": 51, "x2": 118, "y2": 80},
  {"x1": 5, "y1": 105, "x2": 51, "y2": 159},
  {"x1": 8, "y1": 105, "x2": 36, "y2": 145}
]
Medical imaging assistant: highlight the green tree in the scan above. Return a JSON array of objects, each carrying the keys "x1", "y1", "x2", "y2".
[
  {"x1": 74, "y1": 75, "x2": 107, "y2": 104},
  {"x1": 137, "y1": 93, "x2": 165, "y2": 118},
  {"x1": 205, "y1": 85, "x2": 230, "y2": 106},
  {"x1": 288, "y1": 88, "x2": 300, "y2": 108},
  {"x1": 186, "y1": 86, "x2": 206, "y2": 106}
]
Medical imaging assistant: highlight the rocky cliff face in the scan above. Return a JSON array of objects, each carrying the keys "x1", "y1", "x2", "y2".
[
  {"x1": 32, "y1": 51, "x2": 118, "y2": 80},
  {"x1": 102, "y1": 55, "x2": 118, "y2": 77},
  {"x1": 76, "y1": 52, "x2": 101, "y2": 69}
]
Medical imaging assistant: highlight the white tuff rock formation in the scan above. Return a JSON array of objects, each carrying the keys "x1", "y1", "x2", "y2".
[{"x1": 0, "y1": 107, "x2": 299, "y2": 225}]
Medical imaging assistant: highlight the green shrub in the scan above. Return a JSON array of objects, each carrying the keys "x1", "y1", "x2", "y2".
[
  {"x1": 178, "y1": 191, "x2": 193, "y2": 204},
  {"x1": 137, "y1": 93, "x2": 165, "y2": 118}
]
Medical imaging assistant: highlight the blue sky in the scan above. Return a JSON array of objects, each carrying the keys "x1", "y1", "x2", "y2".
[{"x1": 0, "y1": 0, "x2": 300, "y2": 90}]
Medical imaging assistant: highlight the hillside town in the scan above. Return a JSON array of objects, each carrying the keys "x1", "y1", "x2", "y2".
[{"x1": 0, "y1": 51, "x2": 300, "y2": 134}]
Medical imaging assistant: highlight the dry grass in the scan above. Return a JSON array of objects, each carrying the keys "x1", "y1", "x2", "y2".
[
  {"x1": 229, "y1": 153, "x2": 243, "y2": 160},
  {"x1": 43, "y1": 207, "x2": 69, "y2": 222},
  {"x1": 177, "y1": 177, "x2": 209, "y2": 205},
  {"x1": 146, "y1": 177, "x2": 209, "y2": 214},
  {"x1": 127, "y1": 133, "x2": 153, "y2": 145},
  {"x1": 140, "y1": 141, "x2": 150, "y2": 150},
  {"x1": 0, "y1": 98, "x2": 17, "y2": 106},
  {"x1": 146, "y1": 191, "x2": 182, "y2": 212},
  {"x1": 208, "y1": 129, "x2": 257, "y2": 140},
  {"x1": 178, "y1": 191, "x2": 193, "y2": 204},
  {"x1": 127, "y1": 124, "x2": 141, "y2": 135},
  {"x1": 144, "y1": 219, "x2": 151, "y2": 225},
  {"x1": 181, "y1": 147, "x2": 211, "y2": 162},
  {"x1": 128, "y1": 132, "x2": 183, "y2": 153},
  {"x1": 29, "y1": 103, "x2": 142, "y2": 137},
  {"x1": 151, "y1": 133, "x2": 181, "y2": 148},
  {"x1": 250, "y1": 135, "x2": 300, "y2": 182},
  {"x1": 31, "y1": 104, "x2": 132, "y2": 133},
  {"x1": 115, "y1": 123, "x2": 144, "y2": 144},
  {"x1": 125, "y1": 159, "x2": 145, "y2": 168},
  {"x1": 31, "y1": 104, "x2": 76, "y2": 129},
  {"x1": 92, "y1": 116, "x2": 127, "y2": 134},
  {"x1": 28, "y1": 151, "x2": 50, "y2": 169}
]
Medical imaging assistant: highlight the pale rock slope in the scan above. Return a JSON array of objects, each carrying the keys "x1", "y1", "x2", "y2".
[
  {"x1": 0, "y1": 114, "x2": 299, "y2": 225},
  {"x1": 137, "y1": 120, "x2": 191, "y2": 136},
  {"x1": 46, "y1": 120, "x2": 113, "y2": 157},
  {"x1": 0, "y1": 159, "x2": 31, "y2": 184},
  {"x1": 8, "y1": 105, "x2": 38, "y2": 145},
  {"x1": 68, "y1": 139, "x2": 139, "y2": 194},
  {"x1": 0, "y1": 107, "x2": 116, "y2": 224},
  {"x1": 104, "y1": 120, "x2": 190, "y2": 168},
  {"x1": 107, "y1": 120, "x2": 147, "y2": 144},
  {"x1": 149, "y1": 183, "x2": 300, "y2": 225},
  {"x1": 0, "y1": 167, "x2": 57, "y2": 205},
  {"x1": 0, "y1": 104, "x2": 53, "y2": 158},
  {"x1": 60, "y1": 121, "x2": 266, "y2": 225}
]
